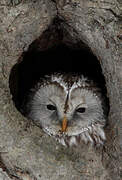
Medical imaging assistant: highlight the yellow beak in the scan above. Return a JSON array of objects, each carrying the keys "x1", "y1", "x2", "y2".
[{"x1": 61, "y1": 115, "x2": 67, "y2": 132}]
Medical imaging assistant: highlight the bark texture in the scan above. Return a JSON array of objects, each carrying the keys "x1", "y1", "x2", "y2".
[{"x1": 0, "y1": 0, "x2": 122, "y2": 179}]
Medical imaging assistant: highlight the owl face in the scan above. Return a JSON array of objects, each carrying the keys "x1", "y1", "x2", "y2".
[{"x1": 26, "y1": 74, "x2": 107, "y2": 146}]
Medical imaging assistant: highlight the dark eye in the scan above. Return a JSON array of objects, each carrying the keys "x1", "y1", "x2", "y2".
[
  {"x1": 76, "y1": 107, "x2": 86, "y2": 113},
  {"x1": 47, "y1": 104, "x2": 56, "y2": 111}
]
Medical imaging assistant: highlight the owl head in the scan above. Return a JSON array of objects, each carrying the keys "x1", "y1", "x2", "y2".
[{"x1": 25, "y1": 74, "x2": 108, "y2": 147}]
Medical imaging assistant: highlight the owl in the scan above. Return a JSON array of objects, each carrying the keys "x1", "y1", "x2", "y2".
[{"x1": 23, "y1": 73, "x2": 108, "y2": 147}]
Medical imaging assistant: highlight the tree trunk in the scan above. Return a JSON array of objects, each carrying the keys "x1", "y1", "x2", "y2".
[{"x1": 0, "y1": 0, "x2": 121, "y2": 179}]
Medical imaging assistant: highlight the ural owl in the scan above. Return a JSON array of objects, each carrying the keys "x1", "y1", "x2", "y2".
[{"x1": 23, "y1": 73, "x2": 108, "y2": 147}]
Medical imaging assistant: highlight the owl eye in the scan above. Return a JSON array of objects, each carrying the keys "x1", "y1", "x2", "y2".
[
  {"x1": 76, "y1": 107, "x2": 86, "y2": 113},
  {"x1": 47, "y1": 104, "x2": 56, "y2": 111}
]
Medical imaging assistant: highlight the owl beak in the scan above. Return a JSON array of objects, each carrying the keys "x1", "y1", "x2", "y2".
[{"x1": 61, "y1": 115, "x2": 68, "y2": 132}]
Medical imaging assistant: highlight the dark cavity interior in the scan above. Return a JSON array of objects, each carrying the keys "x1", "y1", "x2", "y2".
[{"x1": 9, "y1": 20, "x2": 108, "y2": 114}]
